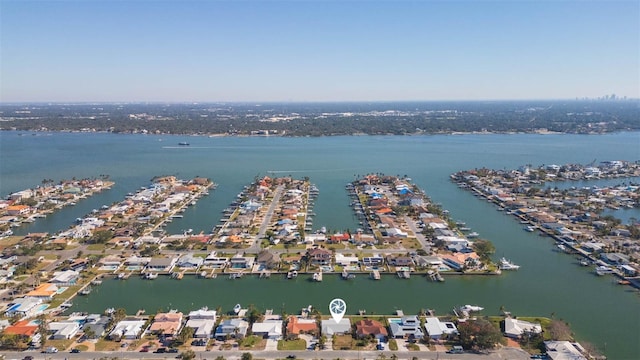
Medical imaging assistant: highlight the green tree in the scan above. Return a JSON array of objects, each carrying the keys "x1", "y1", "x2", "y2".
[
  {"x1": 472, "y1": 239, "x2": 496, "y2": 261},
  {"x1": 140, "y1": 244, "x2": 160, "y2": 257},
  {"x1": 458, "y1": 318, "x2": 503, "y2": 351},
  {"x1": 181, "y1": 349, "x2": 196, "y2": 360},
  {"x1": 89, "y1": 229, "x2": 114, "y2": 244},
  {"x1": 246, "y1": 304, "x2": 262, "y2": 325},
  {"x1": 37, "y1": 313, "x2": 48, "y2": 347},
  {"x1": 241, "y1": 352, "x2": 253, "y2": 360}
]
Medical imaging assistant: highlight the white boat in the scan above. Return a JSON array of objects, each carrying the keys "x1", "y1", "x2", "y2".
[
  {"x1": 524, "y1": 226, "x2": 536, "y2": 232},
  {"x1": 233, "y1": 304, "x2": 242, "y2": 314},
  {"x1": 312, "y1": 272, "x2": 323, "y2": 282},
  {"x1": 79, "y1": 287, "x2": 92, "y2": 295},
  {"x1": 499, "y1": 257, "x2": 520, "y2": 270},
  {"x1": 595, "y1": 266, "x2": 614, "y2": 276},
  {"x1": 460, "y1": 305, "x2": 484, "y2": 312},
  {"x1": 144, "y1": 273, "x2": 158, "y2": 280},
  {"x1": 287, "y1": 270, "x2": 298, "y2": 279},
  {"x1": 467, "y1": 232, "x2": 479, "y2": 238}
]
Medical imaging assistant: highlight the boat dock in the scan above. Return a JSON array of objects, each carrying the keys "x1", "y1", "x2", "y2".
[{"x1": 371, "y1": 270, "x2": 381, "y2": 280}]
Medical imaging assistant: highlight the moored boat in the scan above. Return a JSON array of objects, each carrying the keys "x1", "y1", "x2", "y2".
[{"x1": 499, "y1": 257, "x2": 520, "y2": 270}]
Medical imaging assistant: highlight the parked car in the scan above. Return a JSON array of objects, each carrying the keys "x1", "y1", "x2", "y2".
[
  {"x1": 43, "y1": 347, "x2": 58, "y2": 353},
  {"x1": 168, "y1": 348, "x2": 179, "y2": 353},
  {"x1": 447, "y1": 345, "x2": 464, "y2": 354},
  {"x1": 71, "y1": 348, "x2": 81, "y2": 353},
  {"x1": 154, "y1": 347, "x2": 167, "y2": 353}
]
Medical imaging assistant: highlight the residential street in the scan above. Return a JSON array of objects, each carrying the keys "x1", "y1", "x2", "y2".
[{"x1": 2, "y1": 347, "x2": 532, "y2": 360}]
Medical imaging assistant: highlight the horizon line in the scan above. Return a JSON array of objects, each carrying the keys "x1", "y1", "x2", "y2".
[{"x1": 1, "y1": 98, "x2": 638, "y2": 106}]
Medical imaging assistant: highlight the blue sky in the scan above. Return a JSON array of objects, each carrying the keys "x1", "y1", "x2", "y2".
[{"x1": 1, "y1": 0, "x2": 638, "y2": 102}]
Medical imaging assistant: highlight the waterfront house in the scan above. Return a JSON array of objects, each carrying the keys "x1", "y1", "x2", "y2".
[
  {"x1": 581, "y1": 242, "x2": 604, "y2": 253},
  {"x1": 252, "y1": 320, "x2": 283, "y2": 340},
  {"x1": 362, "y1": 255, "x2": 384, "y2": 267},
  {"x1": 83, "y1": 314, "x2": 110, "y2": 339},
  {"x1": 385, "y1": 256, "x2": 413, "y2": 267},
  {"x1": 5, "y1": 297, "x2": 43, "y2": 318},
  {"x1": 256, "y1": 250, "x2": 280, "y2": 269},
  {"x1": 150, "y1": 311, "x2": 183, "y2": 337},
  {"x1": 600, "y1": 252, "x2": 629, "y2": 265},
  {"x1": 204, "y1": 252, "x2": 228, "y2": 268},
  {"x1": 334, "y1": 253, "x2": 359, "y2": 267},
  {"x1": 286, "y1": 316, "x2": 319, "y2": 338},
  {"x1": 229, "y1": 253, "x2": 255, "y2": 270},
  {"x1": 177, "y1": 254, "x2": 204, "y2": 269},
  {"x1": 544, "y1": 341, "x2": 588, "y2": 360},
  {"x1": 48, "y1": 321, "x2": 80, "y2": 340},
  {"x1": 109, "y1": 319, "x2": 146, "y2": 340},
  {"x1": 329, "y1": 233, "x2": 351, "y2": 243},
  {"x1": 186, "y1": 308, "x2": 217, "y2": 338},
  {"x1": 6, "y1": 205, "x2": 31, "y2": 216},
  {"x1": 321, "y1": 318, "x2": 351, "y2": 336},
  {"x1": 619, "y1": 264, "x2": 637, "y2": 276},
  {"x1": 306, "y1": 248, "x2": 332, "y2": 266},
  {"x1": 424, "y1": 317, "x2": 458, "y2": 340},
  {"x1": 50, "y1": 269, "x2": 80, "y2": 285},
  {"x1": 124, "y1": 255, "x2": 151, "y2": 269},
  {"x1": 146, "y1": 257, "x2": 177, "y2": 272},
  {"x1": 503, "y1": 318, "x2": 542, "y2": 339},
  {"x1": 305, "y1": 233, "x2": 327, "y2": 243},
  {"x1": 354, "y1": 319, "x2": 388, "y2": 340},
  {"x1": 388, "y1": 316, "x2": 424, "y2": 339},
  {"x1": 26, "y1": 283, "x2": 59, "y2": 301},
  {"x1": 214, "y1": 318, "x2": 249, "y2": 340},
  {"x1": 440, "y1": 253, "x2": 480, "y2": 271}
]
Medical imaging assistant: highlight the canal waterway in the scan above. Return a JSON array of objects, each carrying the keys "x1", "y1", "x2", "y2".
[{"x1": 1, "y1": 131, "x2": 639, "y2": 359}]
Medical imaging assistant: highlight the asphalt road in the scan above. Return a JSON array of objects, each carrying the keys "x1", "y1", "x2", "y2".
[{"x1": 3, "y1": 347, "x2": 531, "y2": 360}]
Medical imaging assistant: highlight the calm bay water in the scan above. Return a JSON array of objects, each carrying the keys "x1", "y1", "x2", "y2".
[{"x1": 1, "y1": 131, "x2": 639, "y2": 359}]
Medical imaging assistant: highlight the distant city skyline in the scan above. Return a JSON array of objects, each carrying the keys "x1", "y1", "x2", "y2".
[{"x1": 1, "y1": 0, "x2": 638, "y2": 103}]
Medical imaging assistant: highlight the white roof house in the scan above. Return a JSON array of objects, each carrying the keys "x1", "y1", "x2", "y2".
[
  {"x1": 389, "y1": 316, "x2": 424, "y2": 339},
  {"x1": 109, "y1": 320, "x2": 146, "y2": 340},
  {"x1": 504, "y1": 318, "x2": 542, "y2": 339},
  {"x1": 321, "y1": 318, "x2": 351, "y2": 336},
  {"x1": 334, "y1": 253, "x2": 359, "y2": 266},
  {"x1": 50, "y1": 270, "x2": 80, "y2": 284},
  {"x1": 49, "y1": 321, "x2": 80, "y2": 340},
  {"x1": 178, "y1": 254, "x2": 204, "y2": 268},
  {"x1": 544, "y1": 341, "x2": 587, "y2": 360},
  {"x1": 186, "y1": 319, "x2": 215, "y2": 338},
  {"x1": 5, "y1": 297, "x2": 43, "y2": 318},
  {"x1": 185, "y1": 307, "x2": 217, "y2": 338},
  {"x1": 251, "y1": 320, "x2": 283, "y2": 339},
  {"x1": 424, "y1": 317, "x2": 458, "y2": 339}
]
